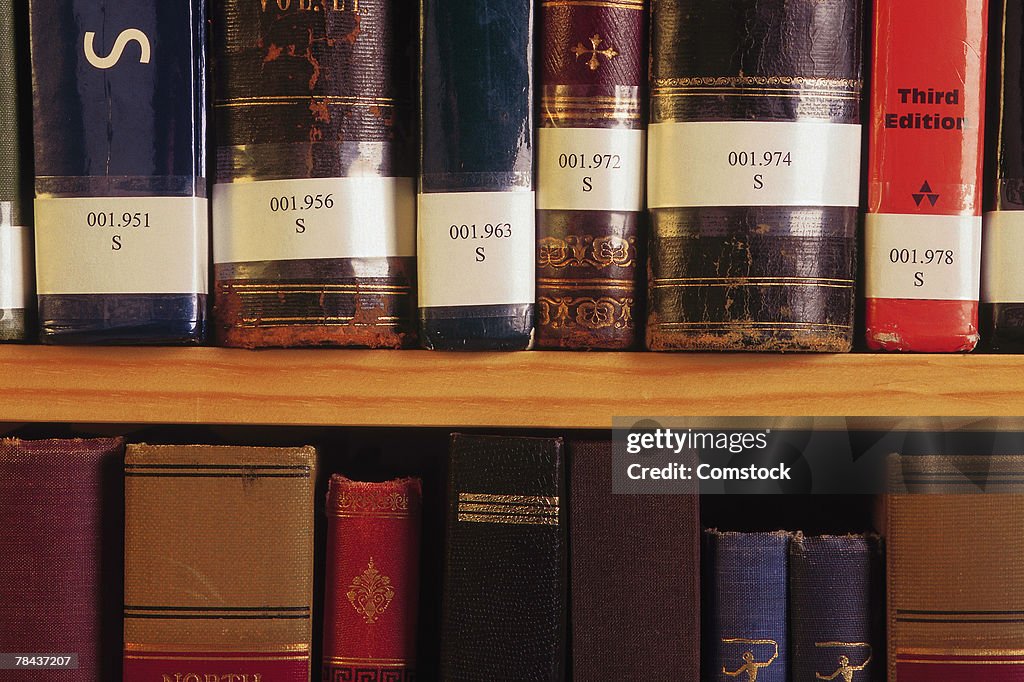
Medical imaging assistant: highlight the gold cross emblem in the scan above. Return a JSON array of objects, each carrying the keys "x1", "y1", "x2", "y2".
[{"x1": 572, "y1": 33, "x2": 619, "y2": 71}]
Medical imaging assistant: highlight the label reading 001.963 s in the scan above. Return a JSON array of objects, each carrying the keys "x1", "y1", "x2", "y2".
[
  {"x1": 34, "y1": 196, "x2": 208, "y2": 296},
  {"x1": 417, "y1": 190, "x2": 535, "y2": 308},
  {"x1": 536, "y1": 128, "x2": 645, "y2": 211}
]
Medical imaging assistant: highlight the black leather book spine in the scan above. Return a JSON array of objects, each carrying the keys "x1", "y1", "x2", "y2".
[
  {"x1": 0, "y1": 0, "x2": 32, "y2": 341},
  {"x1": 983, "y1": 0, "x2": 1024, "y2": 350},
  {"x1": 647, "y1": 0, "x2": 862, "y2": 351},
  {"x1": 440, "y1": 434, "x2": 565, "y2": 681},
  {"x1": 418, "y1": 0, "x2": 536, "y2": 350}
]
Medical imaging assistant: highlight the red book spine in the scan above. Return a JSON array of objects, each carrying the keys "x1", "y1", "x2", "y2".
[
  {"x1": 322, "y1": 476, "x2": 421, "y2": 681},
  {"x1": 865, "y1": 0, "x2": 988, "y2": 352},
  {"x1": 896, "y1": 653, "x2": 1024, "y2": 681}
]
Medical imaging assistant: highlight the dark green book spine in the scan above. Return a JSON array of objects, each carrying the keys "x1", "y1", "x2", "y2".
[{"x1": 0, "y1": 0, "x2": 33, "y2": 340}]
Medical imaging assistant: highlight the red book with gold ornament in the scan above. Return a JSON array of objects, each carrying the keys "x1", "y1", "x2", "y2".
[
  {"x1": 322, "y1": 475, "x2": 422, "y2": 681},
  {"x1": 865, "y1": 0, "x2": 988, "y2": 351}
]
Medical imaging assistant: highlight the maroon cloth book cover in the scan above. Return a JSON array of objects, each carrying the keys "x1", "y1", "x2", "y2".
[{"x1": 0, "y1": 437, "x2": 125, "y2": 681}]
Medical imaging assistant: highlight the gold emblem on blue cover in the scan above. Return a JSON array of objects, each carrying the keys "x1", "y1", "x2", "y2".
[
  {"x1": 721, "y1": 638, "x2": 779, "y2": 681},
  {"x1": 815, "y1": 642, "x2": 872, "y2": 681}
]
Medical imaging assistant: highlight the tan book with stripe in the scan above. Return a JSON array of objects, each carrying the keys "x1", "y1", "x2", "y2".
[{"x1": 123, "y1": 444, "x2": 316, "y2": 682}]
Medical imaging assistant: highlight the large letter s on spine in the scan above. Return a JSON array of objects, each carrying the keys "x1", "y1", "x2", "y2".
[{"x1": 83, "y1": 29, "x2": 151, "y2": 69}]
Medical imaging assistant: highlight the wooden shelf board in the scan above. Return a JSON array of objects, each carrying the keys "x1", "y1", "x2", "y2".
[{"x1": 0, "y1": 346, "x2": 1020, "y2": 427}]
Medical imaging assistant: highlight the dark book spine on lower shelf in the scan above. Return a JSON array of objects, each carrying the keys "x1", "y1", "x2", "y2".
[
  {"x1": 28, "y1": 0, "x2": 208, "y2": 345},
  {"x1": 790, "y1": 534, "x2": 882, "y2": 682},
  {"x1": 865, "y1": 0, "x2": 988, "y2": 352},
  {"x1": 0, "y1": 437, "x2": 125, "y2": 682},
  {"x1": 0, "y1": 0, "x2": 33, "y2": 341},
  {"x1": 418, "y1": 0, "x2": 536, "y2": 350},
  {"x1": 212, "y1": 0, "x2": 418, "y2": 349},
  {"x1": 704, "y1": 530, "x2": 789, "y2": 682},
  {"x1": 441, "y1": 434, "x2": 565, "y2": 680},
  {"x1": 647, "y1": 0, "x2": 863, "y2": 352},
  {"x1": 535, "y1": 0, "x2": 647, "y2": 349},
  {"x1": 983, "y1": 0, "x2": 1024, "y2": 351}
]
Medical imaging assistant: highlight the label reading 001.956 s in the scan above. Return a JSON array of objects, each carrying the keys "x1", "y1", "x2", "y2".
[
  {"x1": 536, "y1": 128, "x2": 645, "y2": 211},
  {"x1": 417, "y1": 190, "x2": 535, "y2": 308},
  {"x1": 34, "y1": 196, "x2": 208, "y2": 296}
]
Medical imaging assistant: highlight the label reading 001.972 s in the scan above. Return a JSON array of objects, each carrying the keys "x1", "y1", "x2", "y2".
[
  {"x1": 212, "y1": 177, "x2": 416, "y2": 264},
  {"x1": 34, "y1": 196, "x2": 208, "y2": 296},
  {"x1": 417, "y1": 190, "x2": 535, "y2": 308},
  {"x1": 647, "y1": 121, "x2": 862, "y2": 208},
  {"x1": 537, "y1": 128, "x2": 645, "y2": 211}
]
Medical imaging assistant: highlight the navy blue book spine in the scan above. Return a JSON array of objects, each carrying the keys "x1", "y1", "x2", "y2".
[
  {"x1": 790, "y1": 534, "x2": 881, "y2": 682},
  {"x1": 29, "y1": 0, "x2": 208, "y2": 344},
  {"x1": 704, "y1": 530, "x2": 789, "y2": 682},
  {"x1": 418, "y1": 0, "x2": 536, "y2": 350}
]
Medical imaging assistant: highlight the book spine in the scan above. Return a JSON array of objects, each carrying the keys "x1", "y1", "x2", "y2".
[
  {"x1": 123, "y1": 445, "x2": 316, "y2": 682},
  {"x1": 28, "y1": 0, "x2": 208, "y2": 345},
  {"x1": 322, "y1": 476, "x2": 421, "y2": 681},
  {"x1": 888, "y1": 455, "x2": 1024, "y2": 680},
  {"x1": 569, "y1": 440, "x2": 699, "y2": 678},
  {"x1": 535, "y1": 0, "x2": 646, "y2": 349},
  {"x1": 212, "y1": 0, "x2": 418, "y2": 349},
  {"x1": 440, "y1": 434, "x2": 565, "y2": 680},
  {"x1": 982, "y1": 0, "x2": 1024, "y2": 350},
  {"x1": 647, "y1": 0, "x2": 862, "y2": 352},
  {"x1": 0, "y1": 437, "x2": 125, "y2": 682},
  {"x1": 704, "y1": 531, "x2": 789, "y2": 682},
  {"x1": 418, "y1": 0, "x2": 536, "y2": 350},
  {"x1": 790, "y1": 534, "x2": 881, "y2": 682},
  {"x1": 0, "y1": 0, "x2": 33, "y2": 341},
  {"x1": 865, "y1": 0, "x2": 988, "y2": 352}
]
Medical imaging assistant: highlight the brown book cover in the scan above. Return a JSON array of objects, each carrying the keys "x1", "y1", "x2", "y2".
[
  {"x1": 888, "y1": 454, "x2": 1024, "y2": 680},
  {"x1": 0, "y1": 437, "x2": 124, "y2": 682},
  {"x1": 569, "y1": 440, "x2": 699, "y2": 678},
  {"x1": 123, "y1": 444, "x2": 316, "y2": 682},
  {"x1": 322, "y1": 475, "x2": 421, "y2": 681}
]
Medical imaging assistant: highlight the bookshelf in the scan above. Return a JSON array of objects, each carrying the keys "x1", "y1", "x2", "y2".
[{"x1": 0, "y1": 346, "x2": 1018, "y2": 427}]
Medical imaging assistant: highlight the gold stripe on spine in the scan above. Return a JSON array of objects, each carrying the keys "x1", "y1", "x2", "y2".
[
  {"x1": 652, "y1": 76, "x2": 861, "y2": 89},
  {"x1": 458, "y1": 513, "x2": 560, "y2": 526},
  {"x1": 898, "y1": 648, "x2": 1024, "y2": 656},
  {"x1": 459, "y1": 503, "x2": 559, "y2": 515},
  {"x1": 124, "y1": 643, "x2": 311, "y2": 653},
  {"x1": 458, "y1": 493, "x2": 559, "y2": 505},
  {"x1": 325, "y1": 657, "x2": 412, "y2": 667},
  {"x1": 542, "y1": 0, "x2": 644, "y2": 9},
  {"x1": 457, "y1": 493, "x2": 560, "y2": 526},
  {"x1": 124, "y1": 654, "x2": 310, "y2": 661}
]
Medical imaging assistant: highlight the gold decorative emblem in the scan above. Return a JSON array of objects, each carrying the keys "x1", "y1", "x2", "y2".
[
  {"x1": 572, "y1": 33, "x2": 619, "y2": 71},
  {"x1": 346, "y1": 558, "x2": 394, "y2": 624},
  {"x1": 537, "y1": 235, "x2": 634, "y2": 269},
  {"x1": 721, "y1": 638, "x2": 778, "y2": 681},
  {"x1": 815, "y1": 642, "x2": 872, "y2": 681}
]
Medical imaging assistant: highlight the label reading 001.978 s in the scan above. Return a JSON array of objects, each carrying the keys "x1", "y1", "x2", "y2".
[
  {"x1": 537, "y1": 128, "x2": 645, "y2": 211},
  {"x1": 212, "y1": 177, "x2": 416, "y2": 264},
  {"x1": 34, "y1": 196, "x2": 208, "y2": 296},
  {"x1": 417, "y1": 190, "x2": 535, "y2": 308},
  {"x1": 647, "y1": 121, "x2": 862, "y2": 208}
]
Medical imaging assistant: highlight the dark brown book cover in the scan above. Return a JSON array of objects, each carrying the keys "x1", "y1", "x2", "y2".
[
  {"x1": 569, "y1": 440, "x2": 699, "y2": 678},
  {"x1": 0, "y1": 437, "x2": 125, "y2": 682},
  {"x1": 212, "y1": 0, "x2": 417, "y2": 348},
  {"x1": 647, "y1": 0, "x2": 863, "y2": 351},
  {"x1": 535, "y1": 0, "x2": 646, "y2": 349},
  {"x1": 123, "y1": 444, "x2": 316, "y2": 682},
  {"x1": 440, "y1": 434, "x2": 566, "y2": 681}
]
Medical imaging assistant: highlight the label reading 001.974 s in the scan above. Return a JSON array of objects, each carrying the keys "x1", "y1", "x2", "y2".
[
  {"x1": 34, "y1": 196, "x2": 208, "y2": 296},
  {"x1": 647, "y1": 121, "x2": 862, "y2": 208},
  {"x1": 417, "y1": 190, "x2": 535, "y2": 308},
  {"x1": 536, "y1": 128, "x2": 645, "y2": 211},
  {"x1": 212, "y1": 177, "x2": 416, "y2": 264}
]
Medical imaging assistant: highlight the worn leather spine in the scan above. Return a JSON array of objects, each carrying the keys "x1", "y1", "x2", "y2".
[
  {"x1": 570, "y1": 440, "x2": 699, "y2": 678},
  {"x1": 440, "y1": 434, "x2": 565, "y2": 680},
  {"x1": 535, "y1": 0, "x2": 646, "y2": 349},
  {"x1": 323, "y1": 476, "x2": 421, "y2": 682},
  {"x1": 212, "y1": 0, "x2": 417, "y2": 349},
  {"x1": 28, "y1": 0, "x2": 208, "y2": 344},
  {"x1": 647, "y1": 0, "x2": 862, "y2": 351},
  {"x1": 0, "y1": 0, "x2": 32, "y2": 340},
  {"x1": 0, "y1": 437, "x2": 125, "y2": 682},
  {"x1": 123, "y1": 445, "x2": 316, "y2": 682},
  {"x1": 983, "y1": 0, "x2": 1024, "y2": 350},
  {"x1": 418, "y1": 0, "x2": 536, "y2": 350}
]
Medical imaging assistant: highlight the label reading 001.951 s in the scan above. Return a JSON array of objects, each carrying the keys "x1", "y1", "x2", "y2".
[
  {"x1": 34, "y1": 196, "x2": 208, "y2": 296},
  {"x1": 417, "y1": 190, "x2": 535, "y2": 308},
  {"x1": 537, "y1": 128, "x2": 645, "y2": 211}
]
